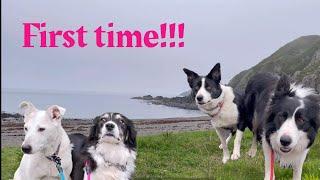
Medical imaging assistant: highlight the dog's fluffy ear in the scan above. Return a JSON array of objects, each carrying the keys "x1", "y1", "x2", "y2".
[
  {"x1": 207, "y1": 63, "x2": 221, "y2": 83},
  {"x1": 89, "y1": 117, "x2": 100, "y2": 141},
  {"x1": 124, "y1": 117, "x2": 137, "y2": 149},
  {"x1": 46, "y1": 105, "x2": 66, "y2": 120},
  {"x1": 274, "y1": 74, "x2": 291, "y2": 98},
  {"x1": 19, "y1": 101, "x2": 37, "y2": 119},
  {"x1": 183, "y1": 68, "x2": 199, "y2": 87}
]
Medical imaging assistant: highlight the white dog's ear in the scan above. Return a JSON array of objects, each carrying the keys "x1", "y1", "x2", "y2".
[
  {"x1": 47, "y1": 105, "x2": 66, "y2": 120},
  {"x1": 19, "y1": 101, "x2": 37, "y2": 117}
]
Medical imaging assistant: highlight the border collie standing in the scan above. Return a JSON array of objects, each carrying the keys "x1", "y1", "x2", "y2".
[
  {"x1": 183, "y1": 63, "x2": 248, "y2": 163},
  {"x1": 70, "y1": 112, "x2": 137, "y2": 180},
  {"x1": 244, "y1": 73, "x2": 320, "y2": 180},
  {"x1": 14, "y1": 101, "x2": 73, "y2": 180}
]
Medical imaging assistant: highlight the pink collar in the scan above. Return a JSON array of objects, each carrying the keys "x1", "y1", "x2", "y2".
[{"x1": 210, "y1": 101, "x2": 224, "y2": 118}]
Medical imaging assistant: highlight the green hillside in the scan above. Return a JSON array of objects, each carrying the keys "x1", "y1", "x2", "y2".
[{"x1": 229, "y1": 35, "x2": 320, "y2": 92}]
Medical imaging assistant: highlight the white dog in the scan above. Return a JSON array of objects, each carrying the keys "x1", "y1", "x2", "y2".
[{"x1": 14, "y1": 101, "x2": 73, "y2": 180}]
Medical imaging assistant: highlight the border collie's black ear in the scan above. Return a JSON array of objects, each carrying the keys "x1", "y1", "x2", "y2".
[
  {"x1": 183, "y1": 68, "x2": 199, "y2": 87},
  {"x1": 89, "y1": 117, "x2": 100, "y2": 141},
  {"x1": 207, "y1": 63, "x2": 221, "y2": 83},
  {"x1": 124, "y1": 118, "x2": 137, "y2": 149},
  {"x1": 274, "y1": 74, "x2": 291, "y2": 98}
]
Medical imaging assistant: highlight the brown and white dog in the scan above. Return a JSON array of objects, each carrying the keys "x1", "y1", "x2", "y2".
[{"x1": 70, "y1": 112, "x2": 137, "y2": 180}]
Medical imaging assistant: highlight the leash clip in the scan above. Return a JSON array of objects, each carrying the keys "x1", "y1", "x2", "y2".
[
  {"x1": 84, "y1": 160, "x2": 91, "y2": 180},
  {"x1": 46, "y1": 154, "x2": 65, "y2": 180}
]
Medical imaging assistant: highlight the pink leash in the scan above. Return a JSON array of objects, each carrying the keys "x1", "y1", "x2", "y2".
[
  {"x1": 84, "y1": 160, "x2": 91, "y2": 180},
  {"x1": 270, "y1": 150, "x2": 275, "y2": 180}
]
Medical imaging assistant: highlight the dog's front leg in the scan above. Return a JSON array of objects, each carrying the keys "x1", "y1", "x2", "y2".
[
  {"x1": 231, "y1": 130, "x2": 243, "y2": 160},
  {"x1": 292, "y1": 150, "x2": 308, "y2": 180},
  {"x1": 215, "y1": 127, "x2": 230, "y2": 164},
  {"x1": 219, "y1": 133, "x2": 232, "y2": 149},
  {"x1": 262, "y1": 137, "x2": 275, "y2": 180},
  {"x1": 247, "y1": 134, "x2": 257, "y2": 158}
]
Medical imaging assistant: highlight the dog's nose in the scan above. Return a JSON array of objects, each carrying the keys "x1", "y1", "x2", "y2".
[
  {"x1": 196, "y1": 96, "x2": 203, "y2": 102},
  {"x1": 106, "y1": 123, "x2": 115, "y2": 131},
  {"x1": 280, "y1": 135, "x2": 292, "y2": 146},
  {"x1": 21, "y1": 145, "x2": 32, "y2": 154}
]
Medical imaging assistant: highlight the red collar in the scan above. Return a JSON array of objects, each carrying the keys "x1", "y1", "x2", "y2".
[{"x1": 210, "y1": 101, "x2": 224, "y2": 118}]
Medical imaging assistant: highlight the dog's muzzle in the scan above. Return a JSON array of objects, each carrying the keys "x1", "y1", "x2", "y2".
[{"x1": 21, "y1": 144, "x2": 32, "y2": 154}]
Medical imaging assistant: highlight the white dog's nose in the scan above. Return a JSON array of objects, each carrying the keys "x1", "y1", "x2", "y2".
[{"x1": 21, "y1": 144, "x2": 32, "y2": 154}]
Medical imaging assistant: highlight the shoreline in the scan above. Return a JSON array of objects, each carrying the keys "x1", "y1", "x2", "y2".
[
  {"x1": 132, "y1": 95, "x2": 198, "y2": 110},
  {"x1": 1, "y1": 116, "x2": 212, "y2": 147}
]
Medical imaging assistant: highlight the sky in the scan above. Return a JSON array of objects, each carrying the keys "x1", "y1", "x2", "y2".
[{"x1": 2, "y1": 0, "x2": 320, "y2": 96}]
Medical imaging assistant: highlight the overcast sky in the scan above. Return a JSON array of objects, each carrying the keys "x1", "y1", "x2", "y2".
[{"x1": 2, "y1": 0, "x2": 320, "y2": 96}]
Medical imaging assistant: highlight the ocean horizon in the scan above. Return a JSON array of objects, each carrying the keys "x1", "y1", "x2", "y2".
[{"x1": 1, "y1": 89, "x2": 203, "y2": 119}]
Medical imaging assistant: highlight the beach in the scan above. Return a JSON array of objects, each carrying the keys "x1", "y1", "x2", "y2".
[{"x1": 1, "y1": 116, "x2": 212, "y2": 147}]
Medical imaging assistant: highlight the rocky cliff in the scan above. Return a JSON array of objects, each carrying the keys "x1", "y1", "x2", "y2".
[{"x1": 229, "y1": 35, "x2": 320, "y2": 92}]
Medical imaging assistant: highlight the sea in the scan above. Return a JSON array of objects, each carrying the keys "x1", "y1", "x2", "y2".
[{"x1": 1, "y1": 90, "x2": 203, "y2": 119}]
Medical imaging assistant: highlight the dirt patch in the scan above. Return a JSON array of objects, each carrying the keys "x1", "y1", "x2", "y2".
[{"x1": 1, "y1": 116, "x2": 213, "y2": 147}]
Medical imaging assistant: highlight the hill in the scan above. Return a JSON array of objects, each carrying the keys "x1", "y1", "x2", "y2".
[{"x1": 229, "y1": 35, "x2": 320, "y2": 92}]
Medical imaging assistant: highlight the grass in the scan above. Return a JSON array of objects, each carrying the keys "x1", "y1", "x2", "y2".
[
  {"x1": 1, "y1": 147, "x2": 23, "y2": 180},
  {"x1": 2, "y1": 130, "x2": 320, "y2": 179}
]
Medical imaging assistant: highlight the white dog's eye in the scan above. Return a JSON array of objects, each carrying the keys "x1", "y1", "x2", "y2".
[
  {"x1": 120, "y1": 120, "x2": 125, "y2": 124},
  {"x1": 38, "y1": 128, "x2": 46, "y2": 132},
  {"x1": 24, "y1": 127, "x2": 28, "y2": 131}
]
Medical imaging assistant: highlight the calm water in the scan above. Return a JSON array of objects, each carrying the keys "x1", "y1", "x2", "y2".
[{"x1": 1, "y1": 91, "x2": 202, "y2": 119}]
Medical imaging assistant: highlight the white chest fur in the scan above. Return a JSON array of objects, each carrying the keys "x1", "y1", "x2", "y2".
[
  {"x1": 276, "y1": 149, "x2": 309, "y2": 168},
  {"x1": 88, "y1": 142, "x2": 136, "y2": 180},
  {"x1": 14, "y1": 132, "x2": 73, "y2": 180},
  {"x1": 198, "y1": 85, "x2": 239, "y2": 128}
]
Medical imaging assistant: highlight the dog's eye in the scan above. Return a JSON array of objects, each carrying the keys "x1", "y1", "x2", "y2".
[
  {"x1": 277, "y1": 112, "x2": 288, "y2": 123},
  {"x1": 120, "y1": 120, "x2": 125, "y2": 124},
  {"x1": 296, "y1": 117, "x2": 305, "y2": 124},
  {"x1": 206, "y1": 86, "x2": 211, "y2": 90},
  {"x1": 24, "y1": 127, "x2": 28, "y2": 131},
  {"x1": 280, "y1": 112, "x2": 288, "y2": 119},
  {"x1": 38, "y1": 128, "x2": 46, "y2": 132}
]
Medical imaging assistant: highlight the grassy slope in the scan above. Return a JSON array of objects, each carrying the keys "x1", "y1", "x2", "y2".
[
  {"x1": 229, "y1": 35, "x2": 320, "y2": 91},
  {"x1": 2, "y1": 130, "x2": 320, "y2": 179}
]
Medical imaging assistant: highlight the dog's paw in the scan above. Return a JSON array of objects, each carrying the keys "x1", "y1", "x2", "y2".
[
  {"x1": 247, "y1": 148, "x2": 257, "y2": 158},
  {"x1": 219, "y1": 144, "x2": 223, "y2": 149},
  {"x1": 222, "y1": 155, "x2": 230, "y2": 164},
  {"x1": 231, "y1": 152, "x2": 240, "y2": 160}
]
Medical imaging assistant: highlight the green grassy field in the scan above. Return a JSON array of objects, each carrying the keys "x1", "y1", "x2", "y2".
[{"x1": 2, "y1": 130, "x2": 320, "y2": 179}]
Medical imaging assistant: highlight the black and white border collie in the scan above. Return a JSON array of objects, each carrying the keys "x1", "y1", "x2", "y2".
[
  {"x1": 244, "y1": 73, "x2": 320, "y2": 180},
  {"x1": 183, "y1": 63, "x2": 248, "y2": 163},
  {"x1": 70, "y1": 112, "x2": 137, "y2": 180}
]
